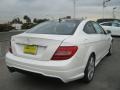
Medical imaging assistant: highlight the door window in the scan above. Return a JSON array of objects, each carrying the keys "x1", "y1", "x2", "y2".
[
  {"x1": 112, "y1": 23, "x2": 120, "y2": 27},
  {"x1": 83, "y1": 22, "x2": 97, "y2": 34},
  {"x1": 92, "y1": 22, "x2": 106, "y2": 34},
  {"x1": 100, "y1": 22, "x2": 112, "y2": 26}
]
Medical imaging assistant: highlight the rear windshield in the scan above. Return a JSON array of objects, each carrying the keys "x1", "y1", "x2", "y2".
[{"x1": 26, "y1": 20, "x2": 81, "y2": 35}]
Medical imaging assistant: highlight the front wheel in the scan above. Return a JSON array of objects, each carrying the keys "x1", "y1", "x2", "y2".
[
  {"x1": 107, "y1": 45, "x2": 112, "y2": 56},
  {"x1": 83, "y1": 54, "x2": 95, "y2": 83},
  {"x1": 107, "y1": 40, "x2": 113, "y2": 56}
]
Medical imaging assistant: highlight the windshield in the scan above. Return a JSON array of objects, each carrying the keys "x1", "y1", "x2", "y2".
[{"x1": 26, "y1": 20, "x2": 81, "y2": 35}]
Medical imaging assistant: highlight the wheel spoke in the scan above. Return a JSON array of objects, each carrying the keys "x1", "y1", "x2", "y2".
[{"x1": 88, "y1": 57, "x2": 95, "y2": 80}]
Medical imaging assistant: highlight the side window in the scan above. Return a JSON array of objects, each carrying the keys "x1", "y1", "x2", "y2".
[
  {"x1": 112, "y1": 23, "x2": 120, "y2": 27},
  {"x1": 100, "y1": 22, "x2": 112, "y2": 26},
  {"x1": 113, "y1": 20, "x2": 120, "y2": 24},
  {"x1": 83, "y1": 22, "x2": 97, "y2": 34},
  {"x1": 92, "y1": 22, "x2": 105, "y2": 34}
]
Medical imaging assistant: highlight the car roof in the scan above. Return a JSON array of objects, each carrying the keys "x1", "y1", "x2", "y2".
[
  {"x1": 100, "y1": 21, "x2": 112, "y2": 24},
  {"x1": 97, "y1": 18, "x2": 120, "y2": 23}
]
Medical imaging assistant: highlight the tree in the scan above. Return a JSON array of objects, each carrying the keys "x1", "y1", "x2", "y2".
[
  {"x1": 0, "y1": 24, "x2": 14, "y2": 32},
  {"x1": 33, "y1": 18, "x2": 37, "y2": 23},
  {"x1": 33, "y1": 18, "x2": 49, "y2": 24},
  {"x1": 11, "y1": 17, "x2": 22, "y2": 24},
  {"x1": 23, "y1": 15, "x2": 31, "y2": 23}
]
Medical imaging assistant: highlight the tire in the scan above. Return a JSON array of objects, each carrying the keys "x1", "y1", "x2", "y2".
[
  {"x1": 107, "y1": 45, "x2": 112, "y2": 56},
  {"x1": 83, "y1": 54, "x2": 95, "y2": 83}
]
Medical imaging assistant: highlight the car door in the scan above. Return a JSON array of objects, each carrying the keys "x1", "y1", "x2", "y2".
[
  {"x1": 92, "y1": 22, "x2": 110, "y2": 58},
  {"x1": 83, "y1": 21, "x2": 104, "y2": 62},
  {"x1": 112, "y1": 23, "x2": 120, "y2": 36},
  {"x1": 100, "y1": 22, "x2": 112, "y2": 32}
]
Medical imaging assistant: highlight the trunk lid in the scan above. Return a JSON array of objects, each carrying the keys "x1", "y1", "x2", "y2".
[{"x1": 11, "y1": 33, "x2": 71, "y2": 61}]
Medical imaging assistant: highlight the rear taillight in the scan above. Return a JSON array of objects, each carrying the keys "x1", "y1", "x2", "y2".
[
  {"x1": 51, "y1": 46, "x2": 78, "y2": 60},
  {"x1": 9, "y1": 42, "x2": 12, "y2": 53}
]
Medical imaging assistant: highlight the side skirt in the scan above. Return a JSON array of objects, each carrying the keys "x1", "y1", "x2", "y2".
[{"x1": 95, "y1": 51, "x2": 109, "y2": 67}]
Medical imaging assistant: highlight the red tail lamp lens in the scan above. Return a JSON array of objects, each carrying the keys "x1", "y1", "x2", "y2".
[{"x1": 51, "y1": 46, "x2": 78, "y2": 60}]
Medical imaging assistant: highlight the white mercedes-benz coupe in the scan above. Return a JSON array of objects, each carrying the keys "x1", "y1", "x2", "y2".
[{"x1": 5, "y1": 19, "x2": 112, "y2": 83}]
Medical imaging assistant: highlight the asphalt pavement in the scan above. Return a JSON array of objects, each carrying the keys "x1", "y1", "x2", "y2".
[{"x1": 0, "y1": 37, "x2": 120, "y2": 90}]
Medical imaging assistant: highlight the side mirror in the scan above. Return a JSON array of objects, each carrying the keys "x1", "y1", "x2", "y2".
[{"x1": 106, "y1": 30, "x2": 111, "y2": 34}]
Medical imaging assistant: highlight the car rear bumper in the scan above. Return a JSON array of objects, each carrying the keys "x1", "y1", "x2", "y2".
[{"x1": 5, "y1": 52, "x2": 84, "y2": 83}]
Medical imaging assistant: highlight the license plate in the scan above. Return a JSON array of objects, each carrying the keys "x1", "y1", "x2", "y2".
[{"x1": 24, "y1": 45, "x2": 38, "y2": 55}]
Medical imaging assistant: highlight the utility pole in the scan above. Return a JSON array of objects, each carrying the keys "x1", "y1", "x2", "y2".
[
  {"x1": 102, "y1": 0, "x2": 111, "y2": 18},
  {"x1": 73, "y1": 0, "x2": 76, "y2": 18},
  {"x1": 103, "y1": 0, "x2": 105, "y2": 18},
  {"x1": 113, "y1": 7, "x2": 117, "y2": 18}
]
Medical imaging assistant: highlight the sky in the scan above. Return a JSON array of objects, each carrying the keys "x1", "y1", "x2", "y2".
[{"x1": 0, "y1": 0, "x2": 120, "y2": 23}]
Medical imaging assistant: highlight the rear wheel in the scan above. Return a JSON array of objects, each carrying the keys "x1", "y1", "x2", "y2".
[{"x1": 83, "y1": 54, "x2": 95, "y2": 83}]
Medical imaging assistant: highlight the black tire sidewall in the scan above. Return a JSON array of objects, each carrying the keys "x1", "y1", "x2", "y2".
[{"x1": 84, "y1": 54, "x2": 95, "y2": 83}]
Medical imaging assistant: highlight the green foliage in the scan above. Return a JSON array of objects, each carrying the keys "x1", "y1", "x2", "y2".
[
  {"x1": 22, "y1": 18, "x2": 49, "y2": 29},
  {"x1": 33, "y1": 18, "x2": 49, "y2": 24},
  {"x1": 0, "y1": 15, "x2": 50, "y2": 31},
  {"x1": 0, "y1": 24, "x2": 14, "y2": 32},
  {"x1": 11, "y1": 17, "x2": 22, "y2": 24},
  {"x1": 22, "y1": 23, "x2": 37, "y2": 29},
  {"x1": 23, "y1": 15, "x2": 31, "y2": 23}
]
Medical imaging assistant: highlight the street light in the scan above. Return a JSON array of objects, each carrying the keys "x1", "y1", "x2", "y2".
[
  {"x1": 103, "y1": 0, "x2": 111, "y2": 18},
  {"x1": 113, "y1": 7, "x2": 117, "y2": 18}
]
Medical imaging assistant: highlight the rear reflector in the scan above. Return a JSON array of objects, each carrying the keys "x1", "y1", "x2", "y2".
[{"x1": 51, "y1": 46, "x2": 78, "y2": 60}]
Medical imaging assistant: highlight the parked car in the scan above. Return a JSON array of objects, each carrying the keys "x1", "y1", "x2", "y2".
[
  {"x1": 5, "y1": 19, "x2": 112, "y2": 83},
  {"x1": 97, "y1": 18, "x2": 120, "y2": 36},
  {"x1": 97, "y1": 18, "x2": 120, "y2": 24}
]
